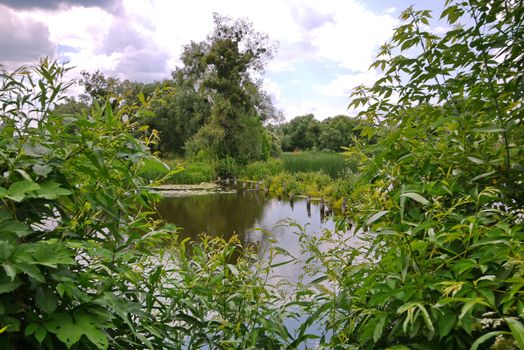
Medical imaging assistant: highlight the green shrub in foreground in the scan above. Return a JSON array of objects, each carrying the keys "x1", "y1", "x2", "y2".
[
  {"x1": 0, "y1": 61, "x2": 291, "y2": 349},
  {"x1": 294, "y1": 2, "x2": 524, "y2": 348}
]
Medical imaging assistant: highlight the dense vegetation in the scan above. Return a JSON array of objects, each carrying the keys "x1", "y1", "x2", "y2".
[
  {"x1": 276, "y1": 114, "x2": 364, "y2": 152},
  {"x1": 1, "y1": 0, "x2": 523, "y2": 349},
  {"x1": 0, "y1": 60, "x2": 287, "y2": 349}
]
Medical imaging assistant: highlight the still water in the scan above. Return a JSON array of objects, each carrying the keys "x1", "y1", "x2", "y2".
[
  {"x1": 156, "y1": 190, "x2": 337, "y2": 284},
  {"x1": 157, "y1": 189, "x2": 346, "y2": 347}
]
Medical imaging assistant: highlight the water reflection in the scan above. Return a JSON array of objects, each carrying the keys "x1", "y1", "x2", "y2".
[{"x1": 156, "y1": 190, "x2": 336, "y2": 283}]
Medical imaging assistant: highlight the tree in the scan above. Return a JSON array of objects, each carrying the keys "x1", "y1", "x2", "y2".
[
  {"x1": 179, "y1": 14, "x2": 279, "y2": 165},
  {"x1": 280, "y1": 114, "x2": 320, "y2": 151},
  {"x1": 318, "y1": 115, "x2": 359, "y2": 151}
]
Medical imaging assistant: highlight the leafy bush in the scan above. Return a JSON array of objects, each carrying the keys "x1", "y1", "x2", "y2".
[
  {"x1": 0, "y1": 60, "x2": 291, "y2": 349},
  {"x1": 238, "y1": 158, "x2": 283, "y2": 180},
  {"x1": 215, "y1": 156, "x2": 239, "y2": 178},
  {"x1": 0, "y1": 60, "x2": 170, "y2": 348},
  {"x1": 151, "y1": 234, "x2": 293, "y2": 348},
  {"x1": 295, "y1": 2, "x2": 524, "y2": 349}
]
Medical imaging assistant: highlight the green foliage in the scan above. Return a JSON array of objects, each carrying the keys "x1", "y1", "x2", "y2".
[
  {"x1": 177, "y1": 14, "x2": 280, "y2": 164},
  {"x1": 0, "y1": 59, "x2": 170, "y2": 349},
  {"x1": 278, "y1": 114, "x2": 363, "y2": 152},
  {"x1": 238, "y1": 158, "x2": 283, "y2": 181},
  {"x1": 281, "y1": 151, "x2": 354, "y2": 178},
  {"x1": 151, "y1": 234, "x2": 293, "y2": 348},
  {"x1": 169, "y1": 161, "x2": 216, "y2": 184},
  {"x1": 0, "y1": 60, "x2": 294, "y2": 349},
  {"x1": 280, "y1": 114, "x2": 320, "y2": 151},
  {"x1": 295, "y1": 1, "x2": 524, "y2": 349}
]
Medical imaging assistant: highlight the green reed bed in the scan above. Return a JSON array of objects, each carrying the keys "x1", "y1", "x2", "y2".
[{"x1": 281, "y1": 151, "x2": 353, "y2": 178}]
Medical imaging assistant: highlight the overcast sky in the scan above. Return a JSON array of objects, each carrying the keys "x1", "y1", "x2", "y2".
[{"x1": 0, "y1": 0, "x2": 446, "y2": 120}]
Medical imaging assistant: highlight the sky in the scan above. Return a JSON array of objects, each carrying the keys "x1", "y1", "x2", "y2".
[{"x1": 0, "y1": 0, "x2": 446, "y2": 120}]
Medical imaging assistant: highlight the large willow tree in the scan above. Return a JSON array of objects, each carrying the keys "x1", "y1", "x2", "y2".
[{"x1": 179, "y1": 14, "x2": 279, "y2": 167}]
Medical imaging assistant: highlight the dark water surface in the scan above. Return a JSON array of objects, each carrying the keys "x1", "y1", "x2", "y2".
[
  {"x1": 157, "y1": 190, "x2": 336, "y2": 283},
  {"x1": 157, "y1": 189, "x2": 344, "y2": 347}
]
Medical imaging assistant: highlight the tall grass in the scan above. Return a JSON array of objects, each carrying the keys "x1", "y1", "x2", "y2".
[
  {"x1": 238, "y1": 158, "x2": 283, "y2": 180},
  {"x1": 169, "y1": 161, "x2": 216, "y2": 184},
  {"x1": 281, "y1": 151, "x2": 354, "y2": 178},
  {"x1": 139, "y1": 158, "x2": 215, "y2": 184}
]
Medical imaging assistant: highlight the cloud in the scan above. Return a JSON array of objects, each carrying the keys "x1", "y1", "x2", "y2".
[
  {"x1": 98, "y1": 17, "x2": 148, "y2": 55},
  {"x1": 0, "y1": 5, "x2": 56, "y2": 65},
  {"x1": 293, "y1": 7, "x2": 334, "y2": 31},
  {"x1": 0, "y1": 0, "x2": 118, "y2": 10},
  {"x1": 1, "y1": 0, "x2": 400, "y2": 120},
  {"x1": 318, "y1": 71, "x2": 382, "y2": 98},
  {"x1": 112, "y1": 48, "x2": 169, "y2": 82},
  {"x1": 386, "y1": 7, "x2": 396, "y2": 14}
]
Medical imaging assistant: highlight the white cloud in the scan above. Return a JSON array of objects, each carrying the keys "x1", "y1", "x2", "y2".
[
  {"x1": 1, "y1": 0, "x2": 400, "y2": 121},
  {"x1": 318, "y1": 71, "x2": 382, "y2": 97}
]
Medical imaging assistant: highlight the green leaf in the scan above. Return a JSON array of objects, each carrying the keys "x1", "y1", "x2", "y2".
[
  {"x1": 137, "y1": 91, "x2": 146, "y2": 104},
  {"x1": 35, "y1": 325, "x2": 47, "y2": 344},
  {"x1": 35, "y1": 181, "x2": 71, "y2": 200},
  {"x1": 22, "y1": 143, "x2": 51, "y2": 157},
  {"x1": 227, "y1": 263, "x2": 239, "y2": 276},
  {"x1": 460, "y1": 298, "x2": 490, "y2": 320},
  {"x1": 75, "y1": 313, "x2": 109, "y2": 350},
  {"x1": 366, "y1": 210, "x2": 389, "y2": 225},
  {"x1": 13, "y1": 263, "x2": 44, "y2": 282},
  {"x1": 400, "y1": 192, "x2": 430, "y2": 206},
  {"x1": 470, "y1": 331, "x2": 508, "y2": 350},
  {"x1": 373, "y1": 315, "x2": 386, "y2": 343},
  {"x1": 470, "y1": 171, "x2": 496, "y2": 182},
  {"x1": 7, "y1": 180, "x2": 40, "y2": 202},
  {"x1": 438, "y1": 313, "x2": 456, "y2": 338},
  {"x1": 46, "y1": 313, "x2": 81, "y2": 348},
  {"x1": 35, "y1": 287, "x2": 57, "y2": 314},
  {"x1": 467, "y1": 156, "x2": 484, "y2": 165},
  {"x1": 0, "y1": 275, "x2": 22, "y2": 293},
  {"x1": 0, "y1": 221, "x2": 31, "y2": 237},
  {"x1": 504, "y1": 317, "x2": 524, "y2": 349},
  {"x1": 33, "y1": 164, "x2": 53, "y2": 177},
  {"x1": 31, "y1": 242, "x2": 75, "y2": 267},
  {"x1": 25, "y1": 323, "x2": 39, "y2": 336},
  {"x1": 472, "y1": 127, "x2": 506, "y2": 133},
  {"x1": 418, "y1": 304, "x2": 435, "y2": 334},
  {"x1": 2, "y1": 264, "x2": 17, "y2": 281},
  {"x1": 46, "y1": 313, "x2": 108, "y2": 350},
  {"x1": 0, "y1": 240, "x2": 15, "y2": 260}
]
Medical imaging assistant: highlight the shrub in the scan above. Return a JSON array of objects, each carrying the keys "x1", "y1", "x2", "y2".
[
  {"x1": 169, "y1": 161, "x2": 216, "y2": 184},
  {"x1": 0, "y1": 60, "x2": 169, "y2": 348},
  {"x1": 238, "y1": 158, "x2": 283, "y2": 180},
  {"x1": 295, "y1": 2, "x2": 524, "y2": 348}
]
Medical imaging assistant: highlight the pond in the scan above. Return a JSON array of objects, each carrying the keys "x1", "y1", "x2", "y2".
[
  {"x1": 155, "y1": 186, "x2": 354, "y2": 348},
  {"x1": 156, "y1": 187, "x2": 338, "y2": 284}
]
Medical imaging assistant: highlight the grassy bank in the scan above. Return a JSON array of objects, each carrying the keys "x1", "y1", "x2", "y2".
[{"x1": 140, "y1": 151, "x2": 358, "y2": 208}]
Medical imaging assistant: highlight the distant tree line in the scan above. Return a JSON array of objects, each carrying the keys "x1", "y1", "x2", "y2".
[{"x1": 274, "y1": 113, "x2": 364, "y2": 152}]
